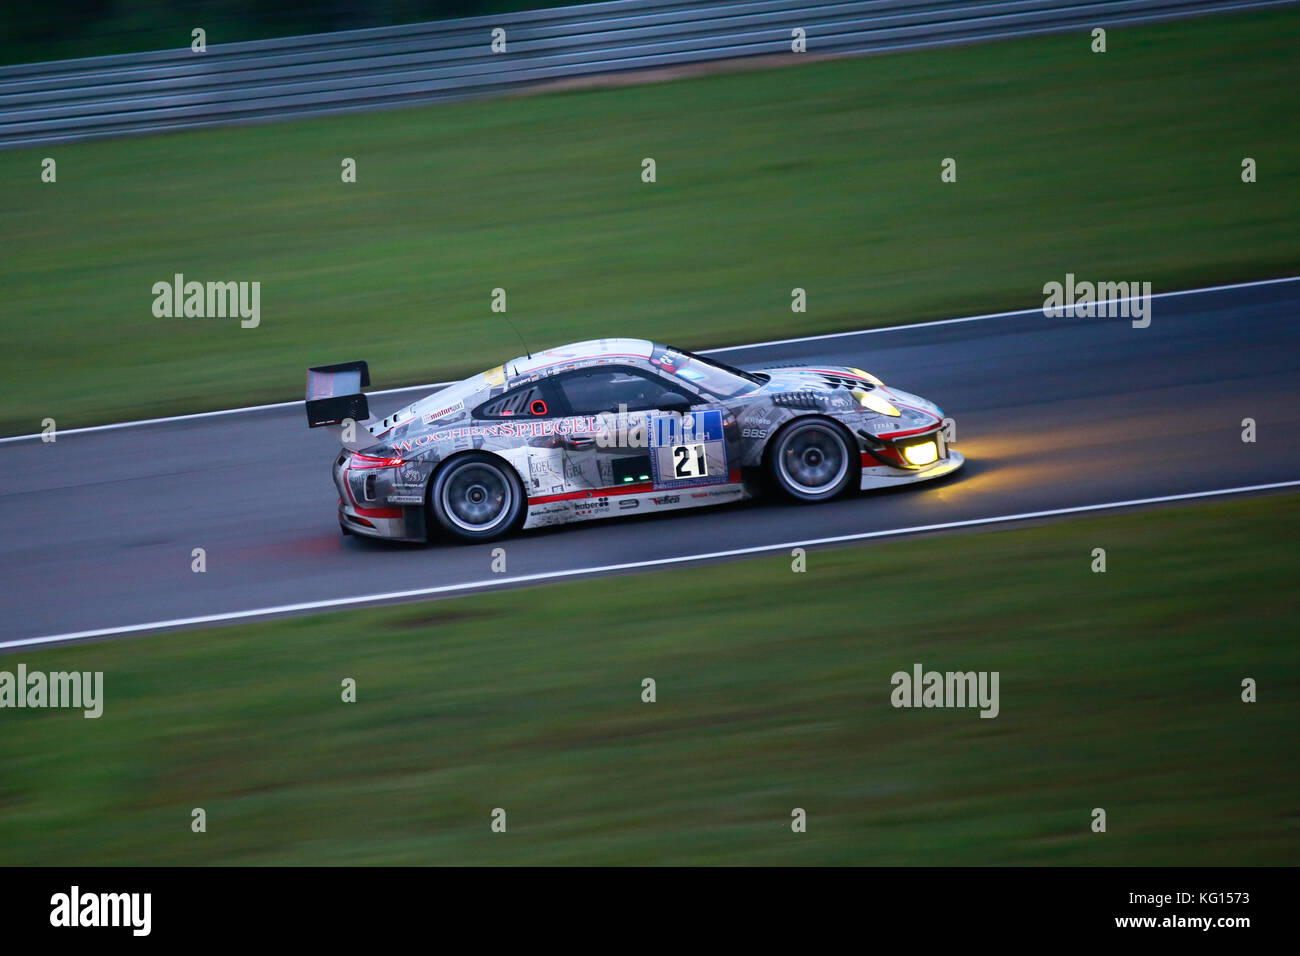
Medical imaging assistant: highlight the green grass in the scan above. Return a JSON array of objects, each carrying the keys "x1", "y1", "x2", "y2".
[
  {"x1": 2, "y1": 8, "x2": 1298, "y2": 435},
  {"x1": 1, "y1": 494, "x2": 1296, "y2": 865}
]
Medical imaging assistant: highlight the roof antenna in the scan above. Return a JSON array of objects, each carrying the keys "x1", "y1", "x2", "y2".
[{"x1": 502, "y1": 313, "x2": 532, "y2": 361}]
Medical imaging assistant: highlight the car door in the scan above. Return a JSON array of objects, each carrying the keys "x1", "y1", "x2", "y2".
[{"x1": 551, "y1": 365, "x2": 734, "y2": 503}]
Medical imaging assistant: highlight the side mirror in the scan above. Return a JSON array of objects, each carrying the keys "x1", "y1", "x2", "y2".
[{"x1": 656, "y1": 393, "x2": 692, "y2": 414}]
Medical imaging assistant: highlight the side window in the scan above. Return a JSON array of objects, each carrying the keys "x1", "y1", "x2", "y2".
[
  {"x1": 476, "y1": 383, "x2": 553, "y2": 419},
  {"x1": 556, "y1": 367, "x2": 693, "y2": 415}
]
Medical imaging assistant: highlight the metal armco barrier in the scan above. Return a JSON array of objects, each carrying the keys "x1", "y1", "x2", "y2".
[{"x1": 0, "y1": 0, "x2": 1290, "y2": 148}]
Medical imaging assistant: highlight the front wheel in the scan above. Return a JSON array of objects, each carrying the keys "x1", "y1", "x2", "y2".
[
  {"x1": 430, "y1": 453, "x2": 526, "y2": 542},
  {"x1": 767, "y1": 419, "x2": 854, "y2": 502}
]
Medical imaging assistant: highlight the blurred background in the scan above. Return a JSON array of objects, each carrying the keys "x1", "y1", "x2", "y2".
[
  {"x1": 1, "y1": 1, "x2": 602, "y2": 64},
  {"x1": 0, "y1": 0, "x2": 1296, "y2": 866}
]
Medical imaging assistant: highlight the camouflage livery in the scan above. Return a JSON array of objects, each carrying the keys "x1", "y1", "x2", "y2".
[{"x1": 306, "y1": 338, "x2": 963, "y2": 542}]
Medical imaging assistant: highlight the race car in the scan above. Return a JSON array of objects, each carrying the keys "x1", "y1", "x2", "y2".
[{"x1": 305, "y1": 338, "x2": 963, "y2": 542}]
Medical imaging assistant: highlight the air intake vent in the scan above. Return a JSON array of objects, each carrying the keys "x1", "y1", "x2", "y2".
[{"x1": 772, "y1": 390, "x2": 826, "y2": 410}]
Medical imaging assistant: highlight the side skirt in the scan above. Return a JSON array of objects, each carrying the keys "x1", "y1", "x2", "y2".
[{"x1": 523, "y1": 481, "x2": 750, "y2": 529}]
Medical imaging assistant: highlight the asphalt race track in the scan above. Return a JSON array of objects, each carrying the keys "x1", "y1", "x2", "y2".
[{"x1": 3, "y1": 279, "x2": 1298, "y2": 647}]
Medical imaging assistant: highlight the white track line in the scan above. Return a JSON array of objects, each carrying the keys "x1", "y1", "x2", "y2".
[
  {"x1": 5, "y1": 479, "x2": 1297, "y2": 651},
  {"x1": 2, "y1": 273, "x2": 1296, "y2": 445},
  {"x1": 0, "y1": 382, "x2": 457, "y2": 444},
  {"x1": 704, "y1": 274, "x2": 1300, "y2": 353}
]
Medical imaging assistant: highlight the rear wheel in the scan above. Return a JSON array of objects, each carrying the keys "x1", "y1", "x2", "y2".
[
  {"x1": 768, "y1": 419, "x2": 854, "y2": 502},
  {"x1": 430, "y1": 453, "x2": 525, "y2": 542}
]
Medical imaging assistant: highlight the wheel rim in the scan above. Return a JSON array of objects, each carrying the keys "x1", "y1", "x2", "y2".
[
  {"x1": 441, "y1": 462, "x2": 513, "y2": 532},
  {"x1": 778, "y1": 423, "x2": 848, "y2": 496}
]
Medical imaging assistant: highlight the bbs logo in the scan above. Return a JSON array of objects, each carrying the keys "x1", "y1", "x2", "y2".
[{"x1": 741, "y1": 427, "x2": 768, "y2": 439}]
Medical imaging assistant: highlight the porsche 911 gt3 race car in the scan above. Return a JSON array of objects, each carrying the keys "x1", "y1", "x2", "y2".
[{"x1": 305, "y1": 338, "x2": 963, "y2": 542}]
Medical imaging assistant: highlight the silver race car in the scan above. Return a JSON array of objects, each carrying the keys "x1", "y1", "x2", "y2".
[{"x1": 305, "y1": 338, "x2": 963, "y2": 542}]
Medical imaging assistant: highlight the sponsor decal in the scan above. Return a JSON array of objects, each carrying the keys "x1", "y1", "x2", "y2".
[
  {"x1": 649, "y1": 344, "x2": 689, "y2": 374},
  {"x1": 484, "y1": 365, "x2": 506, "y2": 386},
  {"x1": 386, "y1": 494, "x2": 424, "y2": 505},
  {"x1": 618, "y1": 499, "x2": 639, "y2": 510},
  {"x1": 741, "y1": 427, "x2": 768, "y2": 439},
  {"x1": 422, "y1": 401, "x2": 464, "y2": 424},
  {"x1": 650, "y1": 409, "x2": 724, "y2": 446},
  {"x1": 651, "y1": 495, "x2": 680, "y2": 505},
  {"x1": 392, "y1": 416, "x2": 603, "y2": 453},
  {"x1": 573, "y1": 496, "x2": 610, "y2": 517},
  {"x1": 527, "y1": 455, "x2": 564, "y2": 490},
  {"x1": 398, "y1": 462, "x2": 425, "y2": 484}
]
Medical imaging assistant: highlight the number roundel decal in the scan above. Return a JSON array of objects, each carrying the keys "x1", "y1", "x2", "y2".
[
  {"x1": 649, "y1": 408, "x2": 728, "y2": 489},
  {"x1": 672, "y1": 443, "x2": 708, "y2": 478},
  {"x1": 530, "y1": 399, "x2": 548, "y2": 416}
]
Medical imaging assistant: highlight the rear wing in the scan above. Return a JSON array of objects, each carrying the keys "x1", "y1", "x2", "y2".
[{"x1": 305, "y1": 361, "x2": 371, "y2": 428}]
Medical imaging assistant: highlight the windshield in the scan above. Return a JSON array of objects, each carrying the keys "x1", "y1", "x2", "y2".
[{"x1": 654, "y1": 345, "x2": 767, "y2": 401}]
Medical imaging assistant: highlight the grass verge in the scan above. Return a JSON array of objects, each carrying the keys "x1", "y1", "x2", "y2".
[{"x1": 1, "y1": 494, "x2": 1296, "y2": 864}]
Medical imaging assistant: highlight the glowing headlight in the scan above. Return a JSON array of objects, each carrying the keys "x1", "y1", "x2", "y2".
[
  {"x1": 847, "y1": 366, "x2": 884, "y2": 386},
  {"x1": 903, "y1": 441, "x2": 938, "y2": 466},
  {"x1": 852, "y1": 389, "x2": 901, "y2": 417}
]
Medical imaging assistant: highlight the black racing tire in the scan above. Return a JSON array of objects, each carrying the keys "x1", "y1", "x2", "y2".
[
  {"x1": 766, "y1": 418, "x2": 855, "y2": 502},
  {"x1": 430, "y1": 452, "x2": 526, "y2": 543}
]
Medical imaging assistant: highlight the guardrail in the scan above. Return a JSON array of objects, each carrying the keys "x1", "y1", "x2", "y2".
[{"x1": 0, "y1": 0, "x2": 1289, "y2": 148}]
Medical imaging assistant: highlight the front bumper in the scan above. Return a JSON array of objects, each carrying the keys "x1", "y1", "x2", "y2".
[{"x1": 860, "y1": 450, "x2": 965, "y2": 490}]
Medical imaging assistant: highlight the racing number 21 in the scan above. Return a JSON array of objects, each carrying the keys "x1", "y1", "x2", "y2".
[{"x1": 672, "y1": 443, "x2": 708, "y2": 479}]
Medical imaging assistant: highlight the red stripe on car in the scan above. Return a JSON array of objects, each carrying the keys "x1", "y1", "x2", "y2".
[{"x1": 528, "y1": 470, "x2": 742, "y2": 505}]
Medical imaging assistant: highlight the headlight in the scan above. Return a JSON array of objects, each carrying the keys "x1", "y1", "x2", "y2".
[
  {"x1": 852, "y1": 388, "x2": 901, "y2": 417},
  {"x1": 903, "y1": 441, "x2": 938, "y2": 466},
  {"x1": 846, "y1": 366, "x2": 884, "y2": 386}
]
